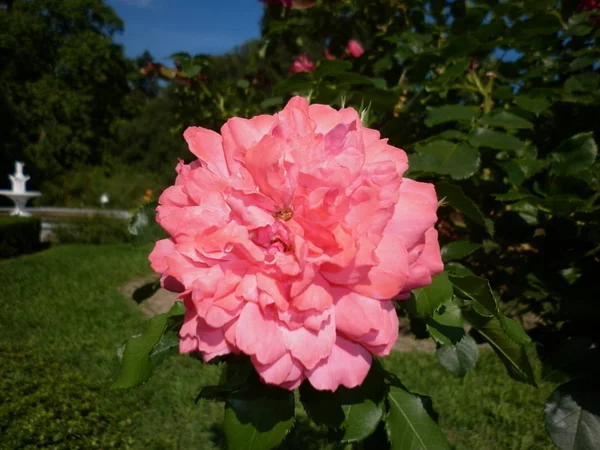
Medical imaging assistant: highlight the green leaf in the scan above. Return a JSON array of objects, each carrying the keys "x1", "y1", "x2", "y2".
[
  {"x1": 236, "y1": 79, "x2": 250, "y2": 89},
  {"x1": 410, "y1": 140, "x2": 480, "y2": 180},
  {"x1": 196, "y1": 356, "x2": 254, "y2": 403},
  {"x1": 224, "y1": 383, "x2": 295, "y2": 450},
  {"x1": 425, "y1": 105, "x2": 480, "y2": 127},
  {"x1": 463, "y1": 309, "x2": 537, "y2": 386},
  {"x1": 300, "y1": 362, "x2": 386, "y2": 442},
  {"x1": 406, "y1": 273, "x2": 453, "y2": 319},
  {"x1": 500, "y1": 316, "x2": 532, "y2": 345},
  {"x1": 514, "y1": 95, "x2": 552, "y2": 115},
  {"x1": 450, "y1": 275, "x2": 499, "y2": 316},
  {"x1": 468, "y1": 128, "x2": 525, "y2": 151},
  {"x1": 545, "y1": 379, "x2": 600, "y2": 450},
  {"x1": 260, "y1": 97, "x2": 284, "y2": 109},
  {"x1": 569, "y1": 55, "x2": 599, "y2": 72},
  {"x1": 441, "y1": 241, "x2": 481, "y2": 262},
  {"x1": 497, "y1": 159, "x2": 548, "y2": 185},
  {"x1": 444, "y1": 262, "x2": 475, "y2": 277},
  {"x1": 564, "y1": 73, "x2": 600, "y2": 93},
  {"x1": 313, "y1": 59, "x2": 352, "y2": 78},
  {"x1": 435, "y1": 182, "x2": 492, "y2": 235},
  {"x1": 426, "y1": 300, "x2": 465, "y2": 346},
  {"x1": 551, "y1": 133, "x2": 598, "y2": 176},
  {"x1": 274, "y1": 73, "x2": 313, "y2": 95},
  {"x1": 436, "y1": 334, "x2": 479, "y2": 377},
  {"x1": 481, "y1": 111, "x2": 534, "y2": 130},
  {"x1": 112, "y1": 302, "x2": 185, "y2": 389},
  {"x1": 386, "y1": 387, "x2": 450, "y2": 450}
]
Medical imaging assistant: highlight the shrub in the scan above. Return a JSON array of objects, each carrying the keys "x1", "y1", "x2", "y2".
[
  {"x1": 0, "y1": 346, "x2": 135, "y2": 449},
  {"x1": 53, "y1": 216, "x2": 131, "y2": 245},
  {"x1": 0, "y1": 216, "x2": 42, "y2": 258}
]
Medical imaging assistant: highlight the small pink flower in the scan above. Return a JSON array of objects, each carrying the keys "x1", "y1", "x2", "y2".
[
  {"x1": 150, "y1": 97, "x2": 443, "y2": 391},
  {"x1": 324, "y1": 48, "x2": 336, "y2": 60},
  {"x1": 577, "y1": 0, "x2": 599, "y2": 10},
  {"x1": 346, "y1": 39, "x2": 365, "y2": 58},
  {"x1": 290, "y1": 54, "x2": 317, "y2": 73}
]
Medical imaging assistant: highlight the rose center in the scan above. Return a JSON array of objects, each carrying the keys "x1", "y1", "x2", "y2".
[{"x1": 274, "y1": 207, "x2": 293, "y2": 221}]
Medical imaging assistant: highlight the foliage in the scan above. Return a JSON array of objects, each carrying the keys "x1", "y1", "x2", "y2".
[
  {"x1": 52, "y1": 215, "x2": 131, "y2": 245},
  {"x1": 0, "y1": 216, "x2": 42, "y2": 258},
  {"x1": 0, "y1": 244, "x2": 556, "y2": 449}
]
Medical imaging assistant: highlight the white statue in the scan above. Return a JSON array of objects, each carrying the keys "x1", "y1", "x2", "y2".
[
  {"x1": 0, "y1": 161, "x2": 40, "y2": 216},
  {"x1": 9, "y1": 161, "x2": 30, "y2": 194}
]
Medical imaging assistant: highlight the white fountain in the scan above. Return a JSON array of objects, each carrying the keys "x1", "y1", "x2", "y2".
[{"x1": 0, "y1": 162, "x2": 41, "y2": 217}]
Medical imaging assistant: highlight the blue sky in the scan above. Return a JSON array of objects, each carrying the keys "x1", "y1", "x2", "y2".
[{"x1": 106, "y1": 0, "x2": 264, "y2": 62}]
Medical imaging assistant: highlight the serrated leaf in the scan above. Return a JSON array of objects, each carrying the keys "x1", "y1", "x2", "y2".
[
  {"x1": 514, "y1": 96, "x2": 552, "y2": 115},
  {"x1": 299, "y1": 361, "x2": 386, "y2": 442},
  {"x1": 386, "y1": 387, "x2": 450, "y2": 450},
  {"x1": 112, "y1": 302, "x2": 185, "y2": 389},
  {"x1": 406, "y1": 273, "x2": 453, "y2": 319},
  {"x1": 551, "y1": 133, "x2": 598, "y2": 176},
  {"x1": 425, "y1": 105, "x2": 480, "y2": 127},
  {"x1": 500, "y1": 316, "x2": 532, "y2": 345},
  {"x1": 441, "y1": 241, "x2": 481, "y2": 262},
  {"x1": 468, "y1": 128, "x2": 525, "y2": 151},
  {"x1": 545, "y1": 379, "x2": 600, "y2": 450},
  {"x1": 450, "y1": 275, "x2": 499, "y2": 316},
  {"x1": 463, "y1": 309, "x2": 537, "y2": 386},
  {"x1": 410, "y1": 140, "x2": 480, "y2": 180},
  {"x1": 435, "y1": 182, "x2": 492, "y2": 235},
  {"x1": 481, "y1": 111, "x2": 534, "y2": 129},
  {"x1": 444, "y1": 262, "x2": 475, "y2": 276},
  {"x1": 196, "y1": 356, "x2": 254, "y2": 403},
  {"x1": 436, "y1": 335, "x2": 479, "y2": 377},
  {"x1": 224, "y1": 383, "x2": 295, "y2": 450}
]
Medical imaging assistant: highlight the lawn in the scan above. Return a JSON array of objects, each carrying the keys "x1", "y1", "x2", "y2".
[{"x1": 0, "y1": 245, "x2": 556, "y2": 449}]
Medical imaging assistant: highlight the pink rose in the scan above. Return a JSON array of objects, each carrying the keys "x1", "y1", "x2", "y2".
[
  {"x1": 324, "y1": 48, "x2": 336, "y2": 61},
  {"x1": 346, "y1": 39, "x2": 365, "y2": 58},
  {"x1": 149, "y1": 97, "x2": 443, "y2": 391},
  {"x1": 290, "y1": 54, "x2": 317, "y2": 73}
]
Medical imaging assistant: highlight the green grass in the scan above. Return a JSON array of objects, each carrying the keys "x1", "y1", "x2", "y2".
[{"x1": 0, "y1": 244, "x2": 556, "y2": 449}]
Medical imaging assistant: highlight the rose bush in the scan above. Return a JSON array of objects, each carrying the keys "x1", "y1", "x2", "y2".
[{"x1": 148, "y1": 96, "x2": 442, "y2": 391}]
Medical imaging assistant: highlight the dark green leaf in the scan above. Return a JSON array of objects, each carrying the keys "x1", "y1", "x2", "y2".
[
  {"x1": 386, "y1": 387, "x2": 450, "y2": 450},
  {"x1": 425, "y1": 105, "x2": 480, "y2": 127},
  {"x1": 300, "y1": 362, "x2": 386, "y2": 442},
  {"x1": 410, "y1": 140, "x2": 480, "y2": 180},
  {"x1": 112, "y1": 302, "x2": 185, "y2": 389},
  {"x1": 436, "y1": 334, "x2": 479, "y2": 377},
  {"x1": 441, "y1": 241, "x2": 481, "y2": 262},
  {"x1": 468, "y1": 128, "x2": 525, "y2": 151},
  {"x1": 463, "y1": 309, "x2": 537, "y2": 386},
  {"x1": 435, "y1": 182, "x2": 492, "y2": 235},
  {"x1": 569, "y1": 56, "x2": 599, "y2": 72},
  {"x1": 406, "y1": 273, "x2": 453, "y2": 319},
  {"x1": 196, "y1": 356, "x2": 255, "y2": 403},
  {"x1": 551, "y1": 133, "x2": 598, "y2": 176},
  {"x1": 514, "y1": 95, "x2": 552, "y2": 115},
  {"x1": 564, "y1": 73, "x2": 600, "y2": 93},
  {"x1": 274, "y1": 73, "x2": 313, "y2": 95},
  {"x1": 260, "y1": 97, "x2": 284, "y2": 109},
  {"x1": 481, "y1": 111, "x2": 534, "y2": 130},
  {"x1": 236, "y1": 79, "x2": 250, "y2": 89},
  {"x1": 313, "y1": 59, "x2": 352, "y2": 78},
  {"x1": 224, "y1": 383, "x2": 295, "y2": 450},
  {"x1": 545, "y1": 379, "x2": 600, "y2": 450},
  {"x1": 500, "y1": 316, "x2": 532, "y2": 345},
  {"x1": 444, "y1": 262, "x2": 475, "y2": 277},
  {"x1": 450, "y1": 275, "x2": 499, "y2": 316},
  {"x1": 427, "y1": 300, "x2": 465, "y2": 346}
]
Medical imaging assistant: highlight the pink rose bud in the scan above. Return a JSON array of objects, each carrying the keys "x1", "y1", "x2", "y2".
[
  {"x1": 290, "y1": 54, "x2": 317, "y2": 73},
  {"x1": 324, "y1": 48, "x2": 336, "y2": 60},
  {"x1": 346, "y1": 39, "x2": 365, "y2": 58},
  {"x1": 149, "y1": 97, "x2": 443, "y2": 391}
]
